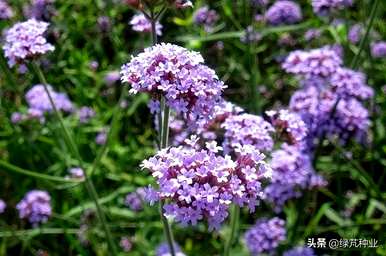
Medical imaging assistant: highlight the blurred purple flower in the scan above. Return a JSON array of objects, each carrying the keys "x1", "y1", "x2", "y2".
[
  {"x1": 0, "y1": 0, "x2": 13, "y2": 19},
  {"x1": 304, "y1": 29, "x2": 321, "y2": 41},
  {"x1": 265, "y1": 1, "x2": 302, "y2": 26},
  {"x1": 97, "y1": 16, "x2": 111, "y2": 33},
  {"x1": 156, "y1": 242, "x2": 186, "y2": 256},
  {"x1": 104, "y1": 71, "x2": 120, "y2": 86},
  {"x1": 78, "y1": 106, "x2": 95, "y2": 123},
  {"x1": 371, "y1": 41, "x2": 386, "y2": 58},
  {"x1": 11, "y1": 112, "x2": 24, "y2": 124},
  {"x1": 0, "y1": 199, "x2": 6, "y2": 214},
  {"x1": 95, "y1": 130, "x2": 107, "y2": 145},
  {"x1": 130, "y1": 13, "x2": 162, "y2": 35},
  {"x1": 241, "y1": 26, "x2": 262, "y2": 43},
  {"x1": 348, "y1": 24, "x2": 363, "y2": 44},
  {"x1": 68, "y1": 167, "x2": 85, "y2": 180},
  {"x1": 16, "y1": 190, "x2": 51, "y2": 225},
  {"x1": 24, "y1": 0, "x2": 56, "y2": 21},
  {"x1": 312, "y1": 0, "x2": 353, "y2": 16},
  {"x1": 119, "y1": 237, "x2": 133, "y2": 252},
  {"x1": 284, "y1": 246, "x2": 316, "y2": 256},
  {"x1": 125, "y1": 188, "x2": 146, "y2": 211},
  {"x1": 193, "y1": 6, "x2": 219, "y2": 31}
]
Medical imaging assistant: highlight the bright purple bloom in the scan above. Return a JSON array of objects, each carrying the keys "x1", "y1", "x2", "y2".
[
  {"x1": 141, "y1": 137, "x2": 271, "y2": 230},
  {"x1": 156, "y1": 242, "x2": 186, "y2": 256},
  {"x1": 0, "y1": 199, "x2": 6, "y2": 213},
  {"x1": 125, "y1": 188, "x2": 146, "y2": 212},
  {"x1": 266, "y1": 109, "x2": 308, "y2": 144},
  {"x1": 371, "y1": 41, "x2": 386, "y2": 58},
  {"x1": 16, "y1": 190, "x2": 51, "y2": 225},
  {"x1": 193, "y1": 6, "x2": 219, "y2": 28},
  {"x1": 78, "y1": 106, "x2": 95, "y2": 123},
  {"x1": 3, "y1": 19, "x2": 55, "y2": 67},
  {"x1": 121, "y1": 43, "x2": 225, "y2": 122},
  {"x1": 0, "y1": 0, "x2": 13, "y2": 19},
  {"x1": 312, "y1": 0, "x2": 353, "y2": 15},
  {"x1": 25, "y1": 84, "x2": 73, "y2": 114},
  {"x1": 68, "y1": 167, "x2": 85, "y2": 180},
  {"x1": 130, "y1": 13, "x2": 162, "y2": 35},
  {"x1": 284, "y1": 246, "x2": 316, "y2": 256},
  {"x1": 244, "y1": 217, "x2": 286, "y2": 255},
  {"x1": 265, "y1": 1, "x2": 302, "y2": 26},
  {"x1": 222, "y1": 113, "x2": 275, "y2": 152}
]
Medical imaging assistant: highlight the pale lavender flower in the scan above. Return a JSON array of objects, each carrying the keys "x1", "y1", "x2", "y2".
[
  {"x1": 156, "y1": 242, "x2": 186, "y2": 256},
  {"x1": 130, "y1": 13, "x2": 162, "y2": 35},
  {"x1": 244, "y1": 217, "x2": 286, "y2": 255},
  {"x1": 304, "y1": 29, "x2": 321, "y2": 41},
  {"x1": 125, "y1": 188, "x2": 146, "y2": 212},
  {"x1": 68, "y1": 167, "x2": 85, "y2": 180},
  {"x1": 16, "y1": 190, "x2": 51, "y2": 225},
  {"x1": 193, "y1": 6, "x2": 219, "y2": 29},
  {"x1": 120, "y1": 43, "x2": 225, "y2": 122},
  {"x1": 104, "y1": 71, "x2": 120, "y2": 86},
  {"x1": 25, "y1": 84, "x2": 73, "y2": 114},
  {"x1": 95, "y1": 131, "x2": 107, "y2": 145},
  {"x1": 97, "y1": 16, "x2": 111, "y2": 33},
  {"x1": 24, "y1": 0, "x2": 56, "y2": 21},
  {"x1": 141, "y1": 137, "x2": 271, "y2": 230},
  {"x1": 265, "y1": 1, "x2": 302, "y2": 26},
  {"x1": 312, "y1": 0, "x2": 353, "y2": 15},
  {"x1": 0, "y1": 199, "x2": 6, "y2": 213},
  {"x1": 241, "y1": 26, "x2": 262, "y2": 43},
  {"x1": 222, "y1": 113, "x2": 275, "y2": 152},
  {"x1": 78, "y1": 106, "x2": 95, "y2": 123},
  {"x1": 348, "y1": 24, "x2": 363, "y2": 44},
  {"x1": 0, "y1": 0, "x2": 13, "y2": 19},
  {"x1": 263, "y1": 183, "x2": 301, "y2": 212},
  {"x1": 3, "y1": 19, "x2": 55, "y2": 67},
  {"x1": 11, "y1": 112, "x2": 24, "y2": 123},
  {"x1": 284, "y1": 246, "x2": 316, "y2": 256},
  {"x1": 174, "y1": 0, "x2": 193, "y2": 9},
  {"x1": 119, "y1": 237, "x2": 133, "y2": 252},
  {"x1": 371, "y1": 41, "x2": 386, "y2": 58},
  {"x1": 89, "y1": 60, "x2": 99, "y2": 71}
]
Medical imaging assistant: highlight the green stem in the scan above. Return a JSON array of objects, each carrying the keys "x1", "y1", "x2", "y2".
[
  {"x1": 31, "y1": 62, "x2": 118, "y2": 256},
  {"x1": 224, "y1": 205, "x2": 239, "y2": 256}
]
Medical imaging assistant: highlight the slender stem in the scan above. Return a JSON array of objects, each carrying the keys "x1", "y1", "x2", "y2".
[
  {"x1": 31, "y1": 62, "x2": 118, "y2": 255},
  {"x1": 224, "y1": 205, "x2": 239, "y2": 256}
]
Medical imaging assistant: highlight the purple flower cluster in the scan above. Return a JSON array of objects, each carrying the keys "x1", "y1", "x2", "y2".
[
  {"x1": 156, "y1": 242, "x2": 186, "y2": 256},
  {"x1": 3, "y1": 19, "x2": 55, "y2": 67},
  {"x1": 77, "y1": 106, "x2": 95, "y2": 123},
  {"x1": 193, "y1": 6, "x2": 219, "y2": 29},
  {"x1": 0, "y1": 199, "x2": 6, "y2": 213},
  {"x1": 0, "y1": 0, "x2": 13, "y2": 19},
  {"x1": 312, "y1": 0, "x2": 353, "y2": 15},
  {"x1": 282, "y1": 47, "x2": 342, "y2": 78},
  {"x1": 266, "y1": 109, "x2": 308, "y2": 145},
  {"x1": 265, "y1": 1, "x2": 302, "y2": 26},
  {"x1": 222, "y1": 113, "x2": 275, "y2": 153},
  {"x1": 24, "y1": 0, "x2": 56, "y2": 21},
  {"x1": 283, "y1": 246, "x2": 316, "y2": 256},
  {"x1": 371, "y1": 41, "x2": 386, "y2": 58},
  {"x1": 16, "y1": 190, "x2": 51, "y2": 225},
  {"x1": 121, "y1": 43, "x2": 225, "y2": 122},
  {"x1": 130, "y1": 13, "x2": 163, "y2": 36},
  {"x1": 141, "y1": 137, "x2": 271, "y2": 230},
  {"x1": 348, "y1": 24, "x2": 363, "y2": 44},
  {"x1": 68, "y1": 167, "x2": 85, "y2": 180},
  {"x1": 125, "y1": 188, "x2": 146, "y2": 212},
  {"x1": 244, "y1": 217, "x2": 286, "y2": 255},
  {"x1": 25, "y1": 84, "x2": 73, "y2": 118},
  {"x1": 304, "y1": 29, "x2": 322, "y2": 41}
]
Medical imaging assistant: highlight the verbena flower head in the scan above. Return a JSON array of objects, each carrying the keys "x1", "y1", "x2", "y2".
[
  {"x1": 78, "y1": 106, "x2": 95, "y2": 123},
  {"x1": 125, "y1": 188, "x2": 146, "y2": 212},
  {"x1": 282, "y1": 47, "x2": 342, "y2": 78},
  {"x1": 104, "y1": 71, "x2": 120, "y2": 86},
  {"x1": 121, "y1": 43, "x2": 225, "y2": 122},
  {"x1": 3, "y1": 19, "x2": 55, "y2": 67},
  {"x1": 263, "y1": 183, "x2": 301, "y2": 212},
  {"x1": 156, "y1": 242, "x2": 186, "y2": 256},
  {"x1": 266, "y1": 109, "x2": 308, "y2": 145},
  {"x1": 97, "y1": 16, "x2": 111, "y2": 33},
  {"x1": 95, "y1": 130, "x2": 107, "y2": 145},
  {"x1": 265, "y1": 1, "x2": 302, "y2": 26},
  {"x1": 0, "y1": 199, "x2": 6, "y2": 213},
  {"x1": 141, "y1": 137, "x2": 271, "y2": 230},
  {"x1": 68, "y1": 167, "x2": 85, "y2": 180},
  {"x1": 119, "y1": 237, "x2": 133, "y2": 252},
  {"x1": 0, "y1": 0, "x2": 13, "y2": 19},
  {"x1": 348, "y1": 24, "x2": 363, "y2": 44},
  {"x1": 304, "y1": 29, "x2": 322, "y2": 41},
  {"x1": 11, "y1": 112, "x2": 24, "y2": 123},
  {"x1": 371, "y1": 41, "x2": 386, "y2": 58},
  {"x1": 283, "y1": 246, "x2": 316, "y2": 256},
  {"x1": 24, "y1": 0, "x2": 56, "y2": 21},
  {"x1": 312, "y1": 0, "x2": 353, "y2": 16},
  {"x1": 222, "y1": 113, "x2": 275, "y2": 153},
  {"x1": 244, "y1": 217, "x2": 286, "y2": 255},
  {"x1": 16, "y1": 190, "x2": 51, "y2": 225},
  {"x1": 130, "y1": 13, "x2": 163, "y2": 35},
  {"x1": 241, "y1": 26, "x2": 262, "y2": 43},
  {"x1": 25, "y1": 84, "x2": 73, "y2": 114},
  {"x1": 193, "y1": 6, "x2": 219, "y2": 28},
  {"x1": 330, "y1": 68, "x2": 373, "y2": 100}
]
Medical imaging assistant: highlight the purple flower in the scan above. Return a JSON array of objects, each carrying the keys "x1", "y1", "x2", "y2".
[
  {"x1": 141, "y1": 137, "x2": 271, "y2": 230},
  {"x1": 284, "y1": 246, "x2": 316, "y2": 256},
  {"x1": 371, "y1": 41, "x2": 386, "y2": 58},
  {"x1": 120, "y1": 43, "x2": 225, "y2": 122},
  {"x1": 125, "y1": 188, "x2": 146, "y2": 211},
  {"x1": 3, "y1": 19, "x2": 55, "y2": 67},
  {"x1": 282, "y1": 47, "x2": 342, "y2": 78},
  {"x1": 97, "y1": 16, "x2": 111, "y2": 33},
  {"x1": 244, "y1": 217, "x2": 286, "y2": 255},
  {"x1": 104, "y1": 71, "x2": 120, "y2": 86},
  {"x1": 95, "y1": 130, "x2": 107, "y2": 145},
  {"x1": 250, "y1": 0, "x2": 269, "y2": 7},
  {"x1": 222, "y1": 113, "x2": 275, "y2": 153},
  {"x1": 193, "y1": 6, "x2": 219, "y2": 28},
  {"x1": 68, "y1": 167, "x2": 85, "y2": 180},
  {"x1": 130, "y1": 13, "x2": 162, "y2": 35},
  {"x1": 348, "y1": 24, "x2": 363, "y2": 44},
  {"x1": 304, "y1": 29, "x2": 322, "y2": 41},
  {"x1": 11, "y1": 112, "x2": 24, "y2": 123},
  {"x1": 0, "y1": 199, "x2": 6, "y2": 214},
  {"x1": 25, "y1": 84, "x2": 73, "y2": 114},
  {"x1": 312, "y1": 0, "x2": 353, "y2": 15},
  {"x1": 78, "y1": 106, "x2": 95, "y2": 123},
  {"x1": 241, "y1": 26, "x2": 262, "y2": 43},
  {"x1": 119, "y1": 237, "x2": 133, "y2": 252},
  {"x1": 263, "y1": 183, "x2": 302, "y2": 212},
  {"x1": 266, "y1": 109, "x2": 308, "y2": 145},
  {"x1": 0, "y1": 0, "x2": 13, "y2": 19},
  {"x1": 156, "y1": 242, "x2": 186, "y2": 256},
  {"x1": 265, "y1": 1, "x2": 302, "y2": 26},
  {"x1": 16, "y1": 190, "x2": 51, "y2": 225},
  {"x1": 24, "y1": 0, "x2": 56, "y2": 21}
]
